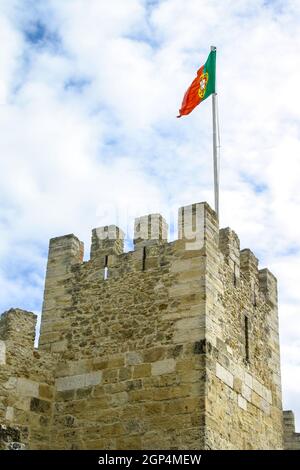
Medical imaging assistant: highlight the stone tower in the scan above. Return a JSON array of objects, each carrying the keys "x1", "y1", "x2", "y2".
[{"x1": 0, "y1": 201, "x2": 298, "y2": 449}]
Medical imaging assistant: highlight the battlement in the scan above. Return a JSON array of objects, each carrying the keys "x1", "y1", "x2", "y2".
[
  {"x1": 91, "y1": 225, "x2": 125, "y2": 258},
  {"x1": 134, "y1": 213, "x2": 168, "y2": 248},
  {"x1": 0, "y1": 201, "x2": 294, "y2": 450},
  {"x1": 45, "y1": 202, "x2": 215, "y2": 269},
  {"x1": 0, "y1": 308, "x2": 56, "y2": 450},
  {"x1": 41, "y1": 203, "x2": 278, "y2": 296},
  {"x1": 0, "y1": 308, "x2": 37, "y2": 348},
  {"x1": 38, "y1": 203, "x2": 281, "y2": 334}
]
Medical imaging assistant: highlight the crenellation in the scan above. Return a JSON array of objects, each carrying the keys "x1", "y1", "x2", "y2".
[
  {"x1": 219, "y1": 228, "x2": 240, "y2": 286},
  {"x1": 240, "y1": 249, "x2": 259, "y2": 282},
  {"x1": 48, "y1": 234, "x2": 84, "y2": 268},
  {"x1": 0, "y1": 201, "x2": 297, "y2": 449},
  {"x1": 134, "y1": 214, "x2": 168, "y2": 249},
  {"x1": 0, "y1": 308, "x2": 36, "y2": 349},
  {"x1": 178, "y1": 202, "x2": 205, "y2": 251},
  {"x1": 39, "y1": 234, "x2": 84, "y2": 353},
  {"x1": 258, "y1": 268, "x2": 278, "y2": 308},
  {"x1": 90, "y1": 225, "x2": 124, "y2": 259}
]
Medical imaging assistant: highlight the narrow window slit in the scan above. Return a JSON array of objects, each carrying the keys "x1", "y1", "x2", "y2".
[
  {"x1": 233, "y1": 262, "x2": 237, "y2": 287},
  {"x1": 142, "y1": 246, "x2": 146, "y2": 271},
  {"x1": 253, "y1": 289, "x2": 257, "y2": 307},
  {"x1": 104, "y1": 255, "x2": 109, "y2": 280},
  {"x1": 244, "y1": 316, "x2": 250, "y2": 363}
]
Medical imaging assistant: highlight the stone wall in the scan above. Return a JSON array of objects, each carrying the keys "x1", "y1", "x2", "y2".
[
  {"x1": 283, "y1": 411, "x2": 300, "y2": 450},
  {"x1": 0, "y1": 309, "x2": 56, "y2": 449},
  {"x1": 204, "y1": 220, "x2": 283, "y2": 449},
  {"x1": 39, "y1": 207, "x2": 208, "y2": 449},
  {"x1": 0, "y1": 201, "x2": 297, "y2": 449}
]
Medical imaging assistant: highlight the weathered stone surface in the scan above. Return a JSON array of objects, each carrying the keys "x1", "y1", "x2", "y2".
[
  {"x1": 216, "y1": 363, "x2": 234, "y2": 388},
  {"x1": 241, "y1": 383, "x2": 252, "y2": 402},
  {"x1": 56, "y1": 372, "x2": 102, "y2": 391},
  {"x1": 5, "y1": 407, "x2": 14, "y2": 421},
  {"x1": 0, "y1": 201, "x2": 297, "y2": 450},
  {"x1": 283, "y1": 411, "x2": 300, "y2": 450},
  {"x1": 16, "y1": 378, "x2": 40, "y2": 398},
  {"x1": 173, "y1": 316, "x2": 205, "y2": 343},
  {"x1": 39, "y1": 384, "x2": 54, "y2": 400},
  {"x1": 0, "y1": 340, "x2": 6, "y2": 365},
  {"x1": 238, "y1": 395, "x2": 247, "y2": 411},
  {"x1": 30, "y1": 397, "x2": 51, "y2": 414},
  {"x1": 125, "y1": 352, "x2": 143, "y2": 366},
  {"x1": 151, "y1": 359, "x2": 176, "y2": 376}
]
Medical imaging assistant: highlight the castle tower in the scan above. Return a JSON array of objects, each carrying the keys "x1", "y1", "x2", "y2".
[
  {"x1": 0, "y1": 201, "x2": 297, "y2": 449},
  {"x1": 283, "y1": 411, "x2": 300, "y2": 449}
]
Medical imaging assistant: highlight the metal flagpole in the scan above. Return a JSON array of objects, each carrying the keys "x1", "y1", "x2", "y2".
[{"x1": 210, "y1": 45, "x2": 219, "y2": 220}]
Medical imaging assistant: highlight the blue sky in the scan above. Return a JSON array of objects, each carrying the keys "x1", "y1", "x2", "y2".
[{"x1": 0, "y1": 0, "x2": 300, "y2": 429}]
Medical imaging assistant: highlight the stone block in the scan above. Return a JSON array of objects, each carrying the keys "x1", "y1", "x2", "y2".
[
  {"x1": 215, "y1": 363, "x2": 234, "y2": 389},
  {"x1": 39, "y1": 384, "x2": 54, "y2": 400},
  {"x1": 102, "y1": 369, "x2": 118, "y2": 384},
  {"x1": 252, "y1": 378, "x2": 263, "y2": 397},
  {"x1": 56, "y1": 375, "x2": 84, "y2": 391},
  {"x1": 143, "y1": 347, "x2": 165, "y2": 363},
  {"x1": 126, "y1": 352, "x2": 143, "y2": 366},
  {"x1": 3, "y1": 377, "x2": 18, "y2": 390},
  {"x1": 241, "y1": 383, "x2": 252, "y2": 402},
  {"x1": 125, "y1": 379, "x2": 142, "y2": 392},
  {"x1": 85, "y1": 372, "x2": 102, "y2": 387},
  {"x1": 14, "y1": 397, "x2": 31, "y2": 412},
  {"x1": 56, "y1": 372, "x2": 102, "y2": 391},
  {"x1": 119, "y1": 367, "x2": 132, "y2": 381},
  {"x1": 169, "y1": 282, "x2": 202, "y2": 298},
  {"x1": 133, "y1": 364, "x2": 151, "y2": 378},
  {"x1": 244, "y1": 372, "x2": 253, "y2": 389},
  {"x1": 30, "y1": 398, "x2": 52, "y2": 414},
  {"x1": 233, "y1": 378, "x2": 242, "y2": 394},
  {"x1": 151, "y1": 359, "x2": 176, "y2": 376},
  {"x1": 111, "y1": 392, "x2": 128, "y2": 407},
  {"x1": 174, "y1": 316, "x2": 205, "y2": 343},
  {"x1": 251, "y1": 391, "x2": 262, "y2": 409},
  {"x1": 0, "y1": 340, "x2": 6, "y2": 364},
  {"x1": 260, "y1": 385, "x2": 272, "y2": 405},
  {"x1": 5, "y1": 407, "x2": 14, "y2": 421},
  {"x1": 16, "y1": 378, "x2": 39, "y2": 398},
  {"x1": 265, "y1": 389, "x2": 273, "y2": 405},
  {"x1": 107, "y1": 356, "x2": 124, "y2": 368},
  {"x1": 260, "y1": 398, "x2": 271, "y2": 415},
  {"x1": 238, "y1": 395, "x2": 247, "y2": 411}
]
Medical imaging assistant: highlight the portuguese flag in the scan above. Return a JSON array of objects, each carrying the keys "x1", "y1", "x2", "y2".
[{"x1": 177, "y1": 49, "x2": 216, "y2": 117}]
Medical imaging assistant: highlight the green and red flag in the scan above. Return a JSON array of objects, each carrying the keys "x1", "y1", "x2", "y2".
[{"x1": 177, "y1": 49, "x2": 216, "y2": 117}]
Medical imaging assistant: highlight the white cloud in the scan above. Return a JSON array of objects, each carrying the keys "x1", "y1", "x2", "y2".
[{"x1": 0, "y1": 0, "x2": 300, "y2": 431}]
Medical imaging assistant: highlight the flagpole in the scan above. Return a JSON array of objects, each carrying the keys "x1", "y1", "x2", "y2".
[{"x1": 211, "y1": 45, "x2": 219, "y2": 220}]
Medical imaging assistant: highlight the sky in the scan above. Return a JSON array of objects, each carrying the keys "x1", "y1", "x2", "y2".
[{"x1": 0, "y1": 0, "x2": 299, "y2": 429}]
